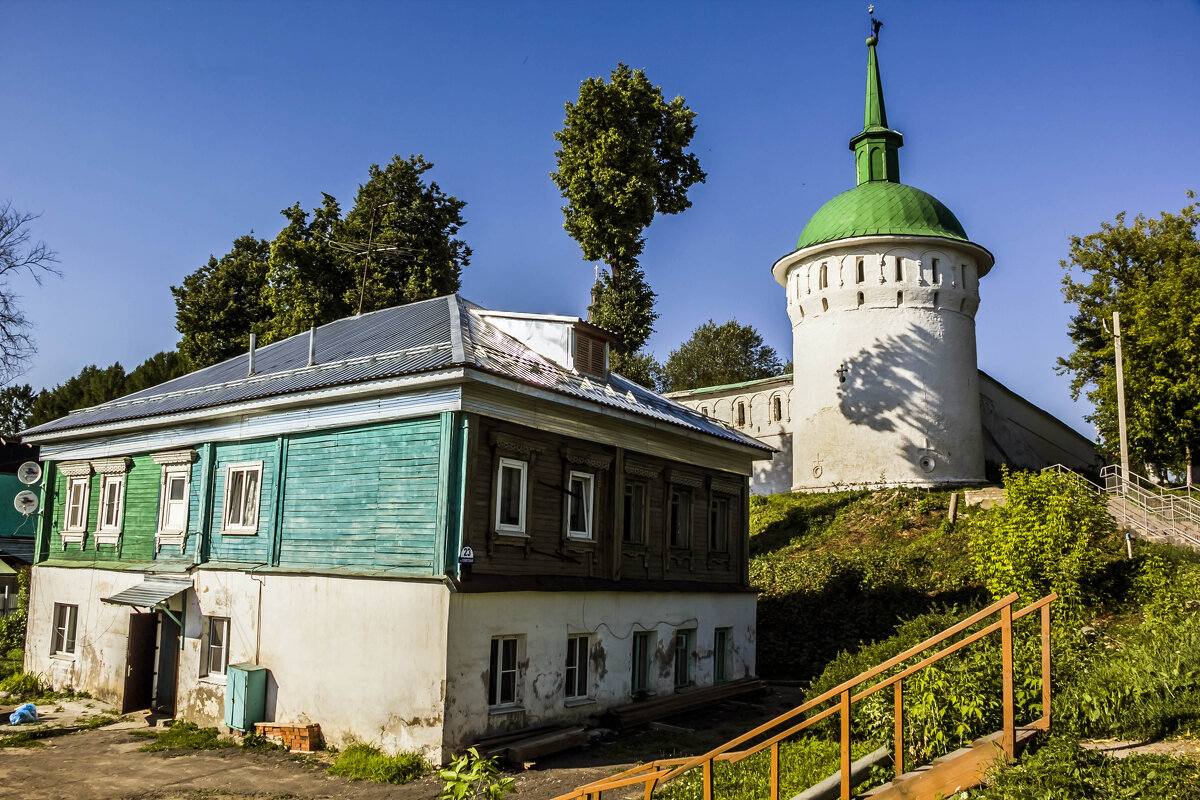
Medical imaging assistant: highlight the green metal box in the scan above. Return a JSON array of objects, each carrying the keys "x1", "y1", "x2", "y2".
[{"x1": 224, "y1": 662, "x2": 267, "y2": 731}]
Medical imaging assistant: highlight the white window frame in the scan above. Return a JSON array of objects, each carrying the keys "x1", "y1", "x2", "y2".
[
  {"x1": 565, "y1": 635, "x2": 591, "y2": 702},
  {"x1": 157, "y1": 467, "x2": 192, "y2": 545},
  {"x1": 221, "y1": 461, "x2": 263, "y2": 535},
  {"x1": 63, "y1": 476, "x2": 91, "y2": 535},
  {"x1": 51, "y1": 603, "x2": 78, "y2": 657},
  {"x1": 566, "y1": 471, "x2": 594, "y2": 540},
  {"x1": 95, "y1": 474, "x2": 126, "y2": 545},
  {"x1": 202, "y1": 616, "x2": 230, "y2": 680},
  {"x1": 494, "y1": 457, "x2": 528, "y2": 536},
  {"x1": 489, "y1": 635, "x2": 522, "y2": 710}
]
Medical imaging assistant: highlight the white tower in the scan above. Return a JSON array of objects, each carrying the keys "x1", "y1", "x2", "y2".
[{"x1": 772, "y1": 32, "x2": 994, "y2": 491}]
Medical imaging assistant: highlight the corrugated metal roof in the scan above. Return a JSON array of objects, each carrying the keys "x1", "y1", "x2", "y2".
[
  {"x1": 23, "y1": 295, "x2": 770, "y2": 452},
  {"x1": 101, "y1": 576, "x2": 193, "y2": 608}
]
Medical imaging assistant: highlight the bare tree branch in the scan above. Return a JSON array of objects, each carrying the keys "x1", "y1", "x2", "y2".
[{"x1": 0, "y1": 200, "x2": 61, "y2": 383}]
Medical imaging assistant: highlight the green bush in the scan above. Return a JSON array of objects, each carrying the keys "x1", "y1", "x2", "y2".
[
  {"x1": 437, "y1": 747, "x2": 514, "y2": 800},
  {"x1": 0, "y1": 568, "x2": 29, "y2": 655},
  {"x1": 968, "y1": 469, "x2": 1113, "y2": 607},
  {"x1": 968, "y1": 736, "x2": 1200, "y2": 799},
  {"x1": 0, "y1": 671, "x2": 44, "y2": 696},
  {"x1": 328, "y1": 742, "x2": 431, "y2": 785}
]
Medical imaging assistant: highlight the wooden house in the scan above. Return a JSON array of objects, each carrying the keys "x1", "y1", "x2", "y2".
[{"x1": 19, "y1": 295, "x2": 770, "y2": 758}]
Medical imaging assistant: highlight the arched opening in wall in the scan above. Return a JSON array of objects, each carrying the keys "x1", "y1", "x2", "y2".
[
  {"x1": 894, "y1": 259, "x2": 903, "y2": 282},
  {"x1": 772, "y1": 396, "x2": 782, "y2": 422},
  {"x1": 931, "y1": 258, "x2": 940, "y2": 284},
  {"x1": 736, "y1": 402, "x2": 746, "y2": 427},
  {"x1": 821, "y1": 298, "x2": 829, "y2": 312},
  {"x1": 856, "y1": 258, "x2": 864, "y2": 283},
  {"x1": 819, "y1": 263, "x2": 828, "y2": 289},
  {"x1": 856, "y1": 291, "x2": 864, "y2": 307},
  {"x1": 896, "y1": 291, "x2": 903, "y2": 306},
  {"x1": 797, "y1": 304, "x2": 805, "y2": 319},
  {"x1": 870, "y1": 146, "x2": 884, "y2": 180},
  {"x1": 700, "y1": 406, "x2": 709, "y2": 416}
]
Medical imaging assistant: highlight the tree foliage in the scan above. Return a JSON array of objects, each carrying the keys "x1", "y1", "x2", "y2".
[
  {"x1": 552, "y1": 64, "x2": 704, "y2": 357},
  {"x1": 173, "y1": 234, "x2": 272, "y2": 369},
  {"x1": 967, "y1": 469, "x2": 1113, "y2": 608},
  {"x1": 0, "y1": 383, "x2": 35, "y2": 438},
  {"x1": 660, "y1": 319, "x2": 782, "y2": 392},
  {"x1": 0, "y1": 201, "x2": 61, "y2": 383},
  {"x1": 1057, "y1": 194, "x2": 1200, "y2": 478},
  {"x1": 173, "y1": 155, "x2": 469, "y2": 357}
]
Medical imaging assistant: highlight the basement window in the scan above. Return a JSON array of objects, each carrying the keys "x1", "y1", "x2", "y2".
[
  {"x1": 632, "y1": 631, "x2": 654, "y2": 695},
  {"x1": 565, "y1": 635, "x2": 590, "y2": 701},
  {"x1": 714, "y1": 628, "x2": 731, "y2": 683},
  {"x1": 202, "y1": 616, "x2": 230, "y2": 679},
  {"x1": 673, "y1": 629, "x2": 695, "y2": 689},
  {"x1": 489, "y1": 636, "x2": 522, "y2": 709},
  {"x1": 51, "y1": 603, "x2": 78, "y2": 656}
]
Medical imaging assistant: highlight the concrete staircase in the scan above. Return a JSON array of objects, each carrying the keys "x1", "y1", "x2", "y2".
[{"x1": 1045, "y1": 464, "x2": 1200, "y2": 549}]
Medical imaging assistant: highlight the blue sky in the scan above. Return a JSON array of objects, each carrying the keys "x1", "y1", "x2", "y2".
[{"x1": 3, "y1": 1, "x2": 1197, "y2": 437}]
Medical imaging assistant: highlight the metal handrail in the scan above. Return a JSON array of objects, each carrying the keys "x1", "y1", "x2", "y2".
[
  {"x1": 1090, "y1": 465, "x2": 1200, "y2": 547},
  {"x1": 551, "y1": 593, "x2": 1056, "y2": 800}
]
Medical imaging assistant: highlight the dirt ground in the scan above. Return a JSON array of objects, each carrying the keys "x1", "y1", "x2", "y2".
[{"x1": 0, "y1": 686, "x2": 807, "y2": 800}]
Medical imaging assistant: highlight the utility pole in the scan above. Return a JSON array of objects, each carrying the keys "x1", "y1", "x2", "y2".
[{"x1": 1113, "y1": 311, "x2": 1130, "y2": 488}]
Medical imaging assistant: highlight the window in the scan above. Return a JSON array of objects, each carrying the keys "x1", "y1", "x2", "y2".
[
  {"x1": 714, "y1": 628, "x2": 731, "y2": 683},
  {"x1": 895, "y1": 259, "x2": 903, "y2": 282},
  {"x1": 772, "y1": 396, "x2": 782, "y2": 422},
  {"x1": 673, "y1": 629, "x2": 694, "y2": 689},
  {"x1": 96, "y1": 474, "x2": 126, "y2": 542},
  {"x1": 933, "y1": 291, "x2": 940, "y2": 308},
  {"x1": 573, "y1": 331, "x2": 607, "y2": 377},
  {"x1": 669, "y1": 488, "x2": 691, "y2": 548},
  {"x1": 565, "y1": 635, "x2": 590, "y2": 700},
  {"x1": 159, "y1": 468, "x2": 190, "y2": 533},
  {"x1": 819, "y1": 262, "x2": 828, "y2": 289},
  {"x1": 204, "y1": 617, "x2": 230, "y2": 677},
  {"x1": 64, "y1": 477, "x2": 90, "y2": 532},
  {"x1": 736, "y1": 402, "x2": 746, "y2": 427},
  {"x1": 821, "y1": 297, "x2": 829, "y2": 312},
  {"x1": 632, "y1": 631, "x2": 654, "y2": 695},
  {"x1": 567, "y1": 472, "x2": 594, "y2": 539},
  {"x1": 622, "y1": 482, "x2": 646, "y2": 544},
  {"x1": 897, "y1": 291, "x2": 904, "y2": 307},
  {"x1": 52, "y1": 603, "x2": 78, "y2": 656},
  {"x1": 489, "y1": 636, "x2": 520, "y2": 707},
  {"x1": 223, "y1": 463, "x2": 262, "y2": 533},
  {"x1": 700, "y1": 405, "x2": 708, "y2": 416},
  {"x1": 856, "y1": 258, "x2": 864, "y2": 283},
  {"x1": 931, "y1": 258, "x2": 940, "y2": 284},
  {"x1": 495, "y1": 457, "x2": 527, "y2": 534},
  {"x1": 710, "y1": 495, "x2": 730, "y2": 552},
  {"x1": 857, "y1": 291, "x2": 865, "y2": 307}
]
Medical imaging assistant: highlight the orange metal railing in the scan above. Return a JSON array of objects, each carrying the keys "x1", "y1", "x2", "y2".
[{"x1": 551, "y1": 592, "x2": 1056, "y2": 800}]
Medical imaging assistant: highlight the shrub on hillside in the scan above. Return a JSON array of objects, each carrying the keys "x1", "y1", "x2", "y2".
[{"x1": 968, "y1": 469, "x2": 1113, "y2": 608}]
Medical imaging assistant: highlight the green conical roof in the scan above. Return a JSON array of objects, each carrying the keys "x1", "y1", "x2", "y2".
[
  {"x1": 796, "y1": 33, "x2": 972, "y2": 252},
  {"x1": 797, "y1": 182, "x2": 968, "y2": 250}
]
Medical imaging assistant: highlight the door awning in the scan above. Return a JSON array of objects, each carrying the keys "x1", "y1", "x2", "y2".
[{"x1": 102, "y1": 576, "x2": 192, "y2": 609}]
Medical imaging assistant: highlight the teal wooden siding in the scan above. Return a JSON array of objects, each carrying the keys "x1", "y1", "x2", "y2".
[
  {"x1": 275, "y1": 417, "x2": 443, "y2": 573},
  {"x1": 0, "y1": 473, "x2": 37, "y2": 541},
  {"x1": 206, "y1": 439, "x2": 279, "y2": 564},
  {"x1": 45, "y1": 457, "x2": 157, "y2": 562}
]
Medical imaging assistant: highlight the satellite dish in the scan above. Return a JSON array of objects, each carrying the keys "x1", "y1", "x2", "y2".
[
  {"x1": 14, "y1": 490, "x2": 39, "y2": 516},
  {"x1": 17, "y1": 461, "x2": 42, "y2": 485}
]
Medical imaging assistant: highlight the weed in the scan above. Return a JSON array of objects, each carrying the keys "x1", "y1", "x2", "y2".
[
  {"x1": 241, "y1": 731, "x2": 285, "y2": 751},
  {"x1": 437, "y1": 747, "x2": 514, "y2": 800},
  {"x1": 0, "y1": 671, "x2": 44, "y2": 696},
  {"x1": 77, "y1": 714, "x2": 118, "y2": 730},
  {"x1": 134, "y1": 721, "x2": 235, "y2": 752},
  {"x1": 0, "y1": 731, "x2": 47, "y2": 748},
  {"x1": 327, "y1": 742, "x2": 431, "y2": 784}
]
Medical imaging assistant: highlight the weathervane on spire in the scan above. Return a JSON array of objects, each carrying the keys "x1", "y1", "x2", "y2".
[{"x1": 868, "y1": 5, "x2": 883, "y2": 41}]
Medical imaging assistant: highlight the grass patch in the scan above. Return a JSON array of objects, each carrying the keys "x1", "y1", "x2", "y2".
[
  {"x1": 0, "y1": 671, "x2": 44, "y2": 696},
  {"x1": 240, "y1": 730, "x2": 286, "y2": 751},
  {"x1": 133, "y1": 721, "x2": 235, "y2": 752},
  {"x1": 327, "y1": 742, "x2": 431, "y2": 784},
  {"x1": 0, "y1": 730, "x2": 49, "y2": 748}
]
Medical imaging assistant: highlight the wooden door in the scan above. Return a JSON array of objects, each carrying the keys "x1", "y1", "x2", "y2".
[
  {"x1": 122, "y1": 613, "x2": 157, "y2": 713},
  {"x1": 153, "y1": 613, "x2": 180, "y2": 715}
]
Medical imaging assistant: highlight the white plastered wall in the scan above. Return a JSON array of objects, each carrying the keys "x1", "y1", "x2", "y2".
[
  {"x1": 441, "y1": 590, "x2": 757, "y2": 754},
  {"x1": 25, "y1": 566, "x2": 149, "y2": 701},
  {"x1": 177, "y1": 570, "x2": 452, "y2": 758}
]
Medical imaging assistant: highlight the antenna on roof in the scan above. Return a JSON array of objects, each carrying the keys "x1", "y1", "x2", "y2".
[
  {"x1": 248, "y1": 333, "x2": 257, "y2": 376},
  {"x1": 307, "y1": 326, "x2": 316, "y2": 367}
]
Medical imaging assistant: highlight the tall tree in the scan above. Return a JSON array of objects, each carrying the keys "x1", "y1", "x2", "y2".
[
  {"x1": 0, "y1": 383, "x2": 35, "y2": 438},
  {"x1": 660, "y1": 319, "x2": 783, "y2": 393},
  {"x1": 0, "y1": 201, "x2": 61, "y2": 382},
  {"x1": 1057, "y1": 193, "x2": 1200, "y2": 479},
  {"x1": 266, "y1": 155, "x2": 469, "y2": 342},
  {"x1": 552, "y1": 64, "x2": 705, "y2": 370},
  {"x1": 172, "y1": 234, "x2": 272, "y2": 368}
]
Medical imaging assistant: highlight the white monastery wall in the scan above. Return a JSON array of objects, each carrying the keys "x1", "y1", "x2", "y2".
[
  {"x1": 978, "y1": 372, "x2": 1101, "y2": 475},
  {"x1": 781, "y1": 240, "x2": 986, "y2": 489},
  {"x1": 441, "y1": 590, "x2": 757, "y2": 754}
]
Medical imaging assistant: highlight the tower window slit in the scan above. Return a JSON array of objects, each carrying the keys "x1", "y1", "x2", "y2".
[
  {"x1": 819, "y1": 263, "x2": 828, "y2": 290},
  {"x1": 895, "y1": 259, "x2": 903, "y2": 282},
  {"x1": 857, "y1": 291, "x2": 864, "y2": 307},
  {"x1": 737, "y1": 402, "x2": 746, "y2": 427},
  {"x1": 821, "y1": 298, "x2": 829, "y2": 312},
  {"x1": 931, "y1": 258, "x2": 940, "y2": 284},
  {"x1": 772, "y1": 396, "x2": 782, "y2": 422},
  {"x1": 933, "y1": 291, "x2": 940, "y2": 307},
  {"x1": 856, "y1": 258, "x2": 864, "y2": 283},
  {"x1": 896, "y1": 291, "x2": 903, "y2": 306}
]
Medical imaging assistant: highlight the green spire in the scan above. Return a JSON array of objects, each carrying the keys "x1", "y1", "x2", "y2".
[{"x1": 848, "y1": 35, "x2": 903, "y2": 186}]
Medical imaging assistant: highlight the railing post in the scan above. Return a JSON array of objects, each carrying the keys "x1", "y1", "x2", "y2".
[
  {"x1": 1001, "y1": 600, "x2": 1015, "y2": 758},
  {"x1": 703, "y1": 758, "x2": 713, "y2": 800},
  {"x1": 840, "y1": 688, "x2": 852, "y2": 800},
  {"x1": 1041, "y1": 603, "x2": 1052, "y2": 730},
  {"x1": 770, "y1": 741, "x2": 780, "y2": 800},
  {"x1": 893, "y1": 679, "x2": 904, "y2": 777}
]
